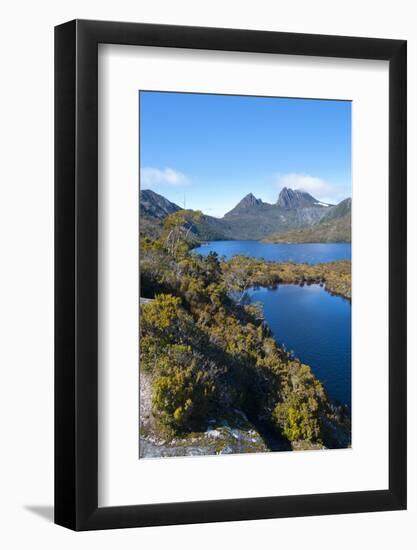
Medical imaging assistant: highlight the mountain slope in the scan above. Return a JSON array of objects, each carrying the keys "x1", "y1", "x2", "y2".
[
  {"x1": 140, "y1": 188, "x2": 349, "y2": 242},
  {"x1": 263, "y1": 215, "x2": 351, "y2": 243},
  {"x1": 224, "y1": 193, "x2": 264, "y2": 217},
  {"x1": 140, "y1": 189, "x2": 230, "y2": 240},
  {"x1": 141, "y1": 189, "x2": 182, "y2": 219},
  {"x1": 221, "y1": 187, "x2": 331, "y2": 239},
  {"x1": 264, "y1": 198, "x2": 351, "y2": 243},
  {"x1": 276, "y1": 187, "x2": 330, "y2": 209},
  {"x1": 140, "y1": 189, "x2": 182, "y2": 239},
  {"x1": 320, "y1": 198, "x2": 351, "y2": 222}
]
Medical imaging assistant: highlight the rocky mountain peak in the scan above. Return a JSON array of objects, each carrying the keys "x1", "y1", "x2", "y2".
[
  {"x1": 140, "y1": 189, "x2": 181, "y2": 220},
  {"x1": 238, "y1": 193, "x2": 263, "y2": 208},
  {"x1": 277, "y1": 187, "x2": 318, "y2": 209},
  {"x1": 224, "y1": 193, "x2": 263, "y2": 217}
]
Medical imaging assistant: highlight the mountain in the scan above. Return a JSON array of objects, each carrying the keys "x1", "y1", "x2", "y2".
[
  {"x1": 264, "y1": 197, "x2": 351, "y2": 243},
  {"x1": 276, "y1": 187, "x2": 329, "y2": 209},
  {"x1": 224, "y1": 193, "x2": 263, "y2": 216},
  {"x1": 139, "y1": 189, "x2": 230, "y2": 241},
  {"x1": 320, "y1": 197, "x2": 351, "y2": 222},
  {"x1": 140, "y1": 189, "x2": 181, "y2": 220},
  {"x1": 140, "y1": 189, "x2": 182, "y2": 239},
  {"x1": 140, "y1": 187, "x2": 349, "y2": 243},
  {"x1": 220, "y1": 187, "x2": 332, "y2": 239}
]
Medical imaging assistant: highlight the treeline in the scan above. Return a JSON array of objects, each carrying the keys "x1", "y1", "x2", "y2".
[{"x1": 140, "y1": 212, "x2": 350, "y2": 450}]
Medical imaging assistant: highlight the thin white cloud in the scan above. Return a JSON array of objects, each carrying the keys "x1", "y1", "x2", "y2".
[
  {"x1": 275, "y1": 173, "x2": 348, "y2": 204},
  {"x1": 141, "y1": 167, "x2": 189, "y2": 188}
]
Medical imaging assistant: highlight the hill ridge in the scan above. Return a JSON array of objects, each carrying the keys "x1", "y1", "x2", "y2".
[{"x1": 140, "y1": 188, "x2": 351, "y2": 242}]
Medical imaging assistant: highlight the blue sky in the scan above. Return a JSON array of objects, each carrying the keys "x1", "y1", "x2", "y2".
[{"x1": 140, "y1": 91, "x2": 351, "y2": 218}]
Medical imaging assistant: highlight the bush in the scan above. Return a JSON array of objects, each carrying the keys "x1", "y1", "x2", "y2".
[
  {"x1": 272, "y1": 363, "x2": 326, "y2": 442},
  {"x1": 151, "y1": 346, "x2": 218, "y2": 433},
  {"x1": 273, "y1": 395, "x2": 322, "y2": 442},
  {"x1": 139, "y1": 229, "x2": 344, "y2": 446},
  {"x1": 140, "y1": 294, "x2": 194, "y2": 372}
]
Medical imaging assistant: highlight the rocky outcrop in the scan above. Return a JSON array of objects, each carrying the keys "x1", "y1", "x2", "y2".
[
  {"x1": 139, "y1": 411, "x2": 273, "y2": 458},
  {"x1": 140, "y1": 189, "x2": 181, "y2": 220},
  {"x1": 277, "y1": 187, "x2": 321, "y2": 209}
]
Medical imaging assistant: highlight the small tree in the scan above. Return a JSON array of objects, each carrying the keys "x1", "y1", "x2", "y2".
[
  {"x1": 163, "y1": 210, "x2": 203, "y2": 256},
  {"x1": 222, "y1": 256, "x2": 255, "y2": 303}
]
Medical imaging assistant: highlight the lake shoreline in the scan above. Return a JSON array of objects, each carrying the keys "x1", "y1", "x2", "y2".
[
  {"x1": 249, "y1": 283, "x2": 351, "y2": 410},
  {"x1": 249, "y1": 277, "x2": 351, "y2": 303},
  {"x1": 193, "y1": 239, "x2": 351, "y2": 265},
  {"x1": 140, "y1": 236, "x2": 352, "y2": 458}
]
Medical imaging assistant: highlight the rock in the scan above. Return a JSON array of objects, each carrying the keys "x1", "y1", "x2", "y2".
[
  {"x1": 230, "y1": 429, "x2": 241, "y2": 440},
  {"x1": 206, "y1": 429, "x2": 222, "y2": 439},
  {"x1": 139, "y1": 411, "x2": 270, "y2": 458}
]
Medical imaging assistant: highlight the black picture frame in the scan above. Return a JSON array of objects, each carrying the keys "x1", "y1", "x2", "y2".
[{"x1": 55, "y1": 19, "x2": 407, "y2": 531}]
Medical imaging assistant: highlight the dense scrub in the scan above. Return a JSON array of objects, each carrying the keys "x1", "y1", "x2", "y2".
[
  {"x1": 140, "y1": 213, "x2": 351, "y2": 449},
  {"x1": 222, "y1": 255, "x2": 351, "y2": 300}
]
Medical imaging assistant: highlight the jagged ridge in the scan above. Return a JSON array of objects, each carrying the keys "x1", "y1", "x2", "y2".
[{"x1": 140, "y1": 188, "x2": 350, "y2": 242}]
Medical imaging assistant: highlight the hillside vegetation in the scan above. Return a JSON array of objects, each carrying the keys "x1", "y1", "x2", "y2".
[
  {"x1": 264, "y1": 215, "x2": 351, "y2": 244},
  {"x1": 222, "y1": 255, "x2": 351, "y2": 300},
  {"x1": 265, "y1": 198, "x2": 352, "y2": 244},
  {"x1": 139, "y1": 212, "x2": 351, "y2": 456}
]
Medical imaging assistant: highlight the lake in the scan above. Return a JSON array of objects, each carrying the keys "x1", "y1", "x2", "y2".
[
  {"x1": 195, "y1": 240, "x2": 352, "y2": 409},
  {"x1": 194, "y1": 240, "x2": 351, "y2": 264},
  {"x1": 249, "y1": 284, "x2": 351, "y2": 408}
]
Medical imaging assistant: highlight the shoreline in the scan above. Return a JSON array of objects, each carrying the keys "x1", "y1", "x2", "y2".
[{"x1": 140, "y1": 238, "x2": 352, "y2": 458}]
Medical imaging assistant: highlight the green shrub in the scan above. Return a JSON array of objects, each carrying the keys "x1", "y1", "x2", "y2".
[
  {"x1": 273, "y1": 395, "x2": 322, "y2": 442},
  {"x1": 151, "y1": 346, "x2": 217, "y2": 433},
  {"x1": 272, "y1": 363, "x2": 326, "y2": 442},
  {"x1": 140, "y1": 294, "x2": 194, "y2": 372},
  {"x1": 138, "y1": 224, "x2": 348, "y2": 446}
]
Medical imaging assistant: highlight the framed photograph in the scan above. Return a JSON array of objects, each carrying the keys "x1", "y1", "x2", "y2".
[{"x1": 55, "y1": 20, "x2": 406, "y2": 530}]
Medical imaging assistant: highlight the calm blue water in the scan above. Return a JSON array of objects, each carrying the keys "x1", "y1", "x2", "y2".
[
  {"x1": 249, "y1": 284, "x2": 351, "y2": 408},
  {"x1": 194, "y1": 240, "x2": 351, "y2": 264},
  {"x1": 195, "y1": 240, "x2": 351, "y2": 407}
]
